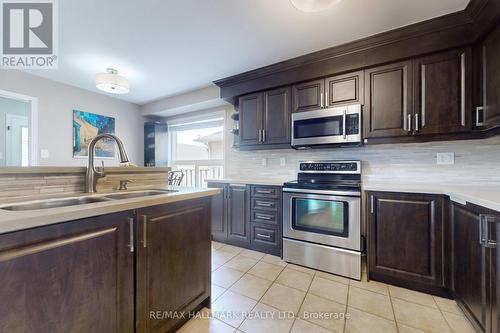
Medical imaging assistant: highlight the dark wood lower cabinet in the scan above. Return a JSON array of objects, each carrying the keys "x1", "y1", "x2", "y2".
[
  {"x1": 136, "y1": 198, "x2": 212, "y2": 333},
  {"x1": 227, "y1": 184, "x2": 251, "y2": 246},
  {"x1": 0, "y1": 211, "x2": 135, "y2": 333},
  {"x1": 367, "y1": 190, "x2": 500, "y2": 333},
  {"x1": 451, "y1": 201, "x2": 499, "y2": 333},
  {"x1": 367, "y1": 191, "x2": 449, "y2": 296},
  {"x1": 208, "y1": 182, "x2": 282, "y2": 256}
]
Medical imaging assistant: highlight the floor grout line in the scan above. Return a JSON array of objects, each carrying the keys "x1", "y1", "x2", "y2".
[
  {"x1": 387, "y1": 284, "x2": 399, "y2": 333},
  {"x1": 287, "y1": 269, "x2": 317, "y2": 333}
]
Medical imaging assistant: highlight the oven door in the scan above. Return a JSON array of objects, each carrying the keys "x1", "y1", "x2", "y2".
[
  {"x1": 291, "y1": 104, "x2": 361, "y2": 147},
  {"x1": 283, "y1": 189, "x2": 361, "y2": 251}
]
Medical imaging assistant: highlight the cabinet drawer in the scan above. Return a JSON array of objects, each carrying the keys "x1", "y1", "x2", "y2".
[
  {"x1": 251, "y1": 210, "x2": 279, "y2": 225},
  {"x1": 252, "y1": 225, "x2": 278, "y2": 246},
  {"x1": 252, "y1": 186, "x2": 281, "y2": 199},
  {"x1": 252, "y1": 198, "x2": 279, "y2": 211}
]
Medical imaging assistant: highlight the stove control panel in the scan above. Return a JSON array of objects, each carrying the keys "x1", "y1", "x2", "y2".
[{"x1": 299, "y1": 161, "x2": 361, "y2": 174}]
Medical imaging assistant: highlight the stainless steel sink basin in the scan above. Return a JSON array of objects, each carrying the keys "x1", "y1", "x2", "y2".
[
  {"x1": 103, "y1": 190, "x2": 177, "y2": 200},
  {"x1": 1, "y1": 197, "x2": 111, "y2": 211}
]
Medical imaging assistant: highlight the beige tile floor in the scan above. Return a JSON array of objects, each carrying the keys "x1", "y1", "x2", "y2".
[{"x1": 177, "y1": 242, "x2": 476, "y2": 333}]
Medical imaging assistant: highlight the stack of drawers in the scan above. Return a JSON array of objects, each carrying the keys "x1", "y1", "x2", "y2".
[{"x1": 250, "y1": 185, "x2": 282, "y2": 256}]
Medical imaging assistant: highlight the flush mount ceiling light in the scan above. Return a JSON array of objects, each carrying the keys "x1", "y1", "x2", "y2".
[
  {"x1": 290, "y1": 0, "x2": 341, "y2": 12},
  {"x1": 95, "y1": 68, "x2": 129, "y2": 94}
]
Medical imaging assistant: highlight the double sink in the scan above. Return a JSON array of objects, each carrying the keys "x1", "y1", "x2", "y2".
[{"x1": 1, "y1": 190, "x2": 177, "y2": 211}]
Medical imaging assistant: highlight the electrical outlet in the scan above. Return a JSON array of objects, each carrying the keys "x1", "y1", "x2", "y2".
[
  {"x1": 40, "y1": 149, "x2": 50, "y2": 159},
  {"x1": 261, "y1": 158, "x2": 267, "y2": 166},
  {"x1": 437, "y1": 152, "x2": 455, "y2": 165},
  {"x1": 280, "y1": 157, "x2": 286, "y2": 166}
]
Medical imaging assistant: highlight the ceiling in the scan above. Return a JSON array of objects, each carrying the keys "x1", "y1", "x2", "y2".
[{"x1": 26, "y1": 0, "x2": 469, "y2": 105}]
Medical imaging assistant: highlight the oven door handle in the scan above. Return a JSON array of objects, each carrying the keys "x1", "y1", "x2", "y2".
[{"x1": 283, "y1": 188, "x2": 360, "y2": 197}]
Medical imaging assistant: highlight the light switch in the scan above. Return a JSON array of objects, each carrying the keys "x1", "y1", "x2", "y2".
[
  {"x1": 40, "y1": 149, "x2": 50, "y2": 159},
  {"x1": 436, "y1": 152, "x2": 455, "y2": 165},
  {"x1": 261, "y1": 158, "x2": 267, "y2": 166},
  {"x1": 280, "y1": 157, "x2": 286, "y2": 166}
]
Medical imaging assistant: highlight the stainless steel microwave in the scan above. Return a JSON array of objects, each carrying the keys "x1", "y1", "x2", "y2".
[{"x1": 291, "y1": 104, "x2": 362, "y2": 148}]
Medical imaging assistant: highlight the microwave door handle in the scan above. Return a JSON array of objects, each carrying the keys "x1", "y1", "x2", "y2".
[{"x1": 343, "y1": 109, "x2": 347, "y2": 140}]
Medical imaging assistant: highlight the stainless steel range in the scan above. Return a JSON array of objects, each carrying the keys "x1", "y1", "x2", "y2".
[{"x1": 282, "y1": 160, "x2": 363, "y2": 280}]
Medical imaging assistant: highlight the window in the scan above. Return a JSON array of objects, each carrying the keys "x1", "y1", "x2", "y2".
[{"x1": 168, "y1": 111, "x2": 224, "y2": 187}]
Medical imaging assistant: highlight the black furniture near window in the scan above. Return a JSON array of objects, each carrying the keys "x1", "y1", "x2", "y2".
[{"x1": 144, "y1": 121, "x2": 168, "y2": 167}]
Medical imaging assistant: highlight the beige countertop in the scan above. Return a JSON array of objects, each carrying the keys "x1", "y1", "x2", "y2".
[
  {"x1": 0, "y1": 187, "x2": 220, "y2": 235},
  {"x1": 363, "y1": 183, "x2": 500, "y2": 212},
  {"x1": 205, "y1": 178, "x2": 288, "y2": 186}
]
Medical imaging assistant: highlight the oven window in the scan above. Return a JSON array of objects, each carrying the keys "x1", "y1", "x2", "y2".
[
  {"x1": 292, "y1": 198, "x2": 349, "y2": 237},
  {"x1": 293, "y1": 115, "x2": 343, "y2": 139}
]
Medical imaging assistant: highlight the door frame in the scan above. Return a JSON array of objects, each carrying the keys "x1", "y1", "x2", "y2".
[
  {"x1": 0, "y1": 89, "x2": 38, "y2": 166},
  {"x1": 5, "y1": 114, "x2": 29, "y2": 166}
]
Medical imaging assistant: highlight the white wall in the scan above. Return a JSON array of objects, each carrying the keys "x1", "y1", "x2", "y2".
[{"x1": 0, "y1": 70, "x2": 144, "y2": 166}]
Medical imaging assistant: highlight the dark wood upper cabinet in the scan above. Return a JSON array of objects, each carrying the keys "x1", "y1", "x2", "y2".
[
  {"x1": 0, "y1": 211, "x2": 134, "y2": 333},
  {"x1": 479, "y1": 25, "x2": 500, "y2": 129},
  {"x1": 292, "y1": 79, "x2": 324, "y2": 113},
  {"x1": 227, "y1": 184, "x2": 251, "y2": 246},
  {"x1": 367, "y1": 191, "x2": 447, "y2": 295},
  {"x1": 413, "y1": 48, "x2": 472, "y2": 135},
  {"x1": 263, "y1": 87, "x2": 291, "y2": 144},
  {"x1": 136, "y1": 198, "x2": 211, "y2": 333},
  {"x1": 364, "y1": 61, "x2": 413, "y2": 139},
  {"x1": 325, "y1": 71, "x2": 364, "y2": 107},
  {"x1": 239, "y1": 92, "x2": 263, "y2": 146},
  {"x1": 451, "y1": 201, "x2": 490, "y2": 333}
]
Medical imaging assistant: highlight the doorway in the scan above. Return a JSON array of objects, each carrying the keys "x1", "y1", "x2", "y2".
[{"x1": 0, "y1": 91, "x2": 37, "y2": 167}]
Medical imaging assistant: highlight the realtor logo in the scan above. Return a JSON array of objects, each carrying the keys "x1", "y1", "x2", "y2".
[{"x1": 1, "y1": 0, "x2": 58, "y2": 68}]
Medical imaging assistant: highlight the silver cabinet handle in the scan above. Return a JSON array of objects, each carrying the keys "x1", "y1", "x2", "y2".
[
  {"x1": 476, "y1": 106, "x2": 485, "y2": 127},
  {"x1": 343, "y1": 109, "x2": 347, "y2": 140},
  {"x1": 407, "y1": 114, "x2": 412, "y2": 132},
  {"x1": 460, "y1": 53, "x2": 466, "y2": 127},
  {"x1": 370, "y1": 195, "x2": 374, "y2": 214},
  {"x1": 257, "y1": 233, "x2": 272, "y2": 239},
  {"x1": 256, "y1": 214, "x2": 273, "y2": 220},
  {"x1": 480, "y1": 214, "x2": 497, "y2": 248},
  {"x1": 257, "y1": 190, "x2": 272, "y2": 194},
  {"x1": 258, "y1": 129, "x2": 262, "y2": 143},
  {"x1": 421, "y1": 64, "x2": 426, "y2": 126},
  {"x1": 415, "y1": 113, "x2": 420, "y2": 132},
  {"x1": 128, "y1": 217, "x2": 134, "y2": 253},
  {"x1": 142, "y1": 215, "x2": 148, "y2": 248},
  {"x1": 320, "y1": 92, "x2": 324, "y2": 108},
  {"x1": 256, "y1": 201, "x2": 273, "y2": 207},
  {"x1": 262, "y1": 129, "x2": 266, "y2": 143}
]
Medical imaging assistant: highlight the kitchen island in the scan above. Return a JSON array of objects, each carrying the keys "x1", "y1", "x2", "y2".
[{"x1": 0, "y1": 185, "x2": 220, "y2": 333}]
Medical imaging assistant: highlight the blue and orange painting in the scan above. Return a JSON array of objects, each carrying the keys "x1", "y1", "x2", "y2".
[{"x1": 73, "y1": 110, "x2": 116, "y2": 158}]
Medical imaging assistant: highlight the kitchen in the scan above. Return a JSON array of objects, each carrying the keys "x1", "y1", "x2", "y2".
[{"x1": 0, "y1": 0, "x2": 498, "y2": 332}]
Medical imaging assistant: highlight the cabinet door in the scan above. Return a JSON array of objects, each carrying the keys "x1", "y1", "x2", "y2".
[
  {"x1": 368, "y1": 192, "x2": 445, "y2": 294},
  {"x1": 325, "y1": 71, "x2": 364, "y2": 107},
  {"x1": 239, "y1": 93, "x2": 263, "y2": 146},
  {"x1": 414, "y1": 49, "x2": 471, "y2": 134},
  {"x1": 480, "y1": 25, "x2": 500, "y2": 129},
  {"x1": 292, "y1": 79, "x2": 325, "y2": 112},
  {"x1": 492, "y1": 216, "x2": 500, "y2": 333},
  {"x1": 263, "y1": 87, "x2": 291, "y2": 145},
  {"x1": 227, "y1": 184, "x2": 251, "y2": 246},
  {"x1": 451, "y1": 202, "x2": 489, "y2": 333},
  {"x1": 364, "y1": 61, "x2": 413, "y2": 138},
  {"x1": 208, "y1": 182, "x2": 228, "y2": 242},
  {"x1": 137, "y1": 198, "x2": 211, "y2": 333},
  {"x1": 0, "y1": 212, "x2": 134, "y2": 333}
]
